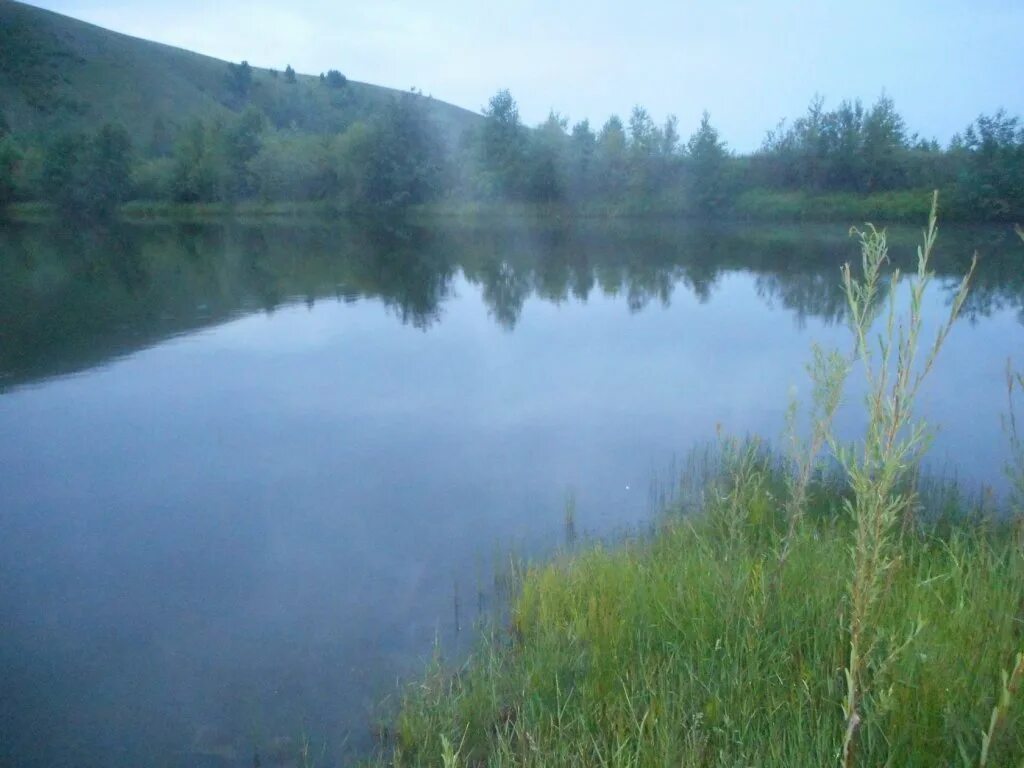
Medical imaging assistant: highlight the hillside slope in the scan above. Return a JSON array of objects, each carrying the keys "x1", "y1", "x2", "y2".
[{"x1": 0, "y1": 0, "x2": 481, "y2": 148}]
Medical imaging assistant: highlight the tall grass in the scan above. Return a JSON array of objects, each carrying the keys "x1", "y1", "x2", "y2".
[
  {"x1": 779, "y1": 343, "x2": 846, "y2": 566},
  {"x1": 370, "y1": 197, "x2": 1023, "y2": 767},
  {"x1": 834, "y1": 193, "x2": 976, "y2": 765},
  {"x1": 1007, "y1": 364, "x2": 1024, "y2": 522}
]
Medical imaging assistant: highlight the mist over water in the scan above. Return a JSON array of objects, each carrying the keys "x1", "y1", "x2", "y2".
[{"x1": 0, "y1": 218, "x2": 1021, "y2": 766}]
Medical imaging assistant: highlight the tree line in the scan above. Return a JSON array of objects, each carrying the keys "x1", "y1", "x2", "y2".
[
  {"x1": 459, "y1": 91, "x2": 1023, "y2": 220},
  {"x1": 0, "y1": 72, "x2": 1021, "y2": 221}
]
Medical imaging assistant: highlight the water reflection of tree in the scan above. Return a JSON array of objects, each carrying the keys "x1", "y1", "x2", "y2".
[
  {"x1": 1, "y1": 222, "x2": 147, "y2": 386},
  {"x1": 754, "y1": 272, "x2": 848, "y2": 329},
  {"x1": 476, "y1": 259, "x2": 531, "y2": 330},
  {"x1": 461, "y1": 224, "x2": 729, "y2": 327},
  {"x1": 2, "y1": 218, "x2": 1021, "y2": 389},
  {"x1": 948, "y1": 248, "x2": 1024, "y2": 325},
  {"x1": 351, "y1": 221, "x2": 455, "y2": 329}
]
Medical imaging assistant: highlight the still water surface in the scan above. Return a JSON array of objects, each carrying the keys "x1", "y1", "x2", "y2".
[{"x1": 1, "y1": 219, "x2": 1021, "y2": 766}]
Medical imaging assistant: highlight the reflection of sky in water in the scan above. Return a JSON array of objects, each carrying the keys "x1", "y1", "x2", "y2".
[{"x1": 1, "y1": 253, "x2": 1022, "y2": 766}]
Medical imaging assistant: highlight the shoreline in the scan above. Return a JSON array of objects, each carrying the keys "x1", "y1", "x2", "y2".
[{"x1": 0, "y1": 187, "x2": 1001, "y2": 225}]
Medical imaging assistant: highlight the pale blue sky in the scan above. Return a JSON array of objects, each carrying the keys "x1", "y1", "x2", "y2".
[{"x1": 24, "y1": 0, "x2": 1024, "y2": 150}]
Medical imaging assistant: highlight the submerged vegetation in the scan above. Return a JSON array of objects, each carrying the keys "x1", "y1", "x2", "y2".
[{"x1": 370, "y1": 204, "x2": 1024, "y2": 766}]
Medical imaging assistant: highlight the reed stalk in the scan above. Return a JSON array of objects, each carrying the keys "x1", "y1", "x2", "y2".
[{"x1": 836, "y1": 191, "x2": 976, "y2": 767}]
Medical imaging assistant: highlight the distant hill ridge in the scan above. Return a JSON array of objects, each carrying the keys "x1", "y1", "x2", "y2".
[{"x1": 0, "y1": 0, "x2": 481, "y2": 146}]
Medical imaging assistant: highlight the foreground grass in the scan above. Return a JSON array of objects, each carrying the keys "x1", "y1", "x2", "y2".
[{"x1": 373, "y1": 470, "x2": 1023, "y2": 767}]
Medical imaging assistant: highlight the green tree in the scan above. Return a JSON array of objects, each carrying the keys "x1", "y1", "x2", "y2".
[
  {"x1": 250, "y1": 133, "x2": 336, "y2": 201},
  {"x1": 361, "y1": 93, "x2": 447, "y2": 208},
  {"x1": 949, "y1": 110, "x2": 1024, "y2": 220},
  {"x1": 661, "y1": 115, "x2": 680, "y2": 156},
  {"x1": 523, "y1": 111, "x2": 567, "y2": 202},
  {"x1": 284, "y1": 64, "x2": 296, "y2": 84},
  {"x1": 860, "y1": 94, "x2": 907, "y2": 191},
  {"x1": 222, "y1": 107, "x2": 264, "y2": 200},
  {"x1": 827, "y1": 99, "x2": 865, "y2": 189},
  {"x1": 227, "y1": 60, "x2": 253, "y2": 103},
  {"x1": 89, "y1": 123, "x2": 134, "y2": 213},
  {"x1": 331, "y1": 121, "x2": 375, "y2": 205},
  {"x1": 757, "y1": 95, "x2": 837, "y2": 191},
  {"x1": 793, "y1": 95, "x2": 831, "y2": 190},
  {"x1": 478, "y1": 89, "x2": 528, "y2": 198},
  {"x1": 628, "y1": 106, "x2": 660, "y2": 157},
  {"x1": 594, "y1": 115, "x2": 628, "y2": 201},
  {"x1": 41, "y1": 124, "x2": 133, "y2": 215},
  {"x1": 568, "y1": 119, "x2": 596, "y2": 200},
  {"x1": 41, "y1": 133, "x2": 88, "y2": 210},
  {"x1": 0, "y1": 136, "x2": 20, "y2": 210},
  {"x1": 148, "y1": 116, "x2": 173, "y2": 157},
  {"x1": 171, "y1": 120, "x2": 222, "y2": 202},
  {"x1": 686, "y1": 111, "x2": 730, "y2": 214},
  {"x1": 325, "y1": 69, "x2": 347, "y2": 88},
  {"x1": 627, "y1": 106, "x2": 667, "y2": 206},
  {"x1": 753, "y1": 95, "x2": 910, "y2": 194},
  {"x1": 132, "y1": 156, "x2": 175, "y2": 200}
]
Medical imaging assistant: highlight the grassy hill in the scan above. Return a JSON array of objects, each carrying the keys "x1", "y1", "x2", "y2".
[{"x1": 0, "y1": 0, "x2": 481, "y2": 149}]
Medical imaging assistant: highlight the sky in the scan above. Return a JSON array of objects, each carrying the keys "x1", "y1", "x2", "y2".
[{"x1": 24, "y1": 0, "x2": 1024, "y2": 151}]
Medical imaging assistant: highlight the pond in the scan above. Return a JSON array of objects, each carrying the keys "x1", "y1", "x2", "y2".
[{"x1": 0, "y1": 218, "x2": 1021, "y2": 767}]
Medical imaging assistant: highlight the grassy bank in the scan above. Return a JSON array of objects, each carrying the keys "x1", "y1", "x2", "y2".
[
  {"x1": 120, "y1": 199, "x2": 344, "y2": 220},
  {"x1": 6, "y1": 198, "x2": 609, "y2": 222},
  {"x1": 415, "y1": 191, "x2": 943, "y2": 223},
  {"x1": 378, "y1": 473, "x2": 1022, "y2": 767},
  {"x1": 3, "y1": 199, "x2": 345, "y2": 222},
  {"x1": 1, "y1": 188, "x2": 973, "y2": 225},
  {"x1": 370, "y1": 203, "x2": 1024, "y2": 767},
  {"x1": 733, "y1": 188, "x2": 938, "y2": 223}
]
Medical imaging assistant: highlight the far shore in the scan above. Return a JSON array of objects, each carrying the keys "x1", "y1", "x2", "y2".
[{"x1": 1, "y1": 187, "x2": 1002, "y2": 225}]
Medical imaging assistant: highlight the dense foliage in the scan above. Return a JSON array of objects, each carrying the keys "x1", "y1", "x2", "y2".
[
  {"x1": 38, "y1": 123, "x2": 133, "y2": 216},
  {"x1": 1, "y1": 74, "x2": 1022, "y2": 220}
]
